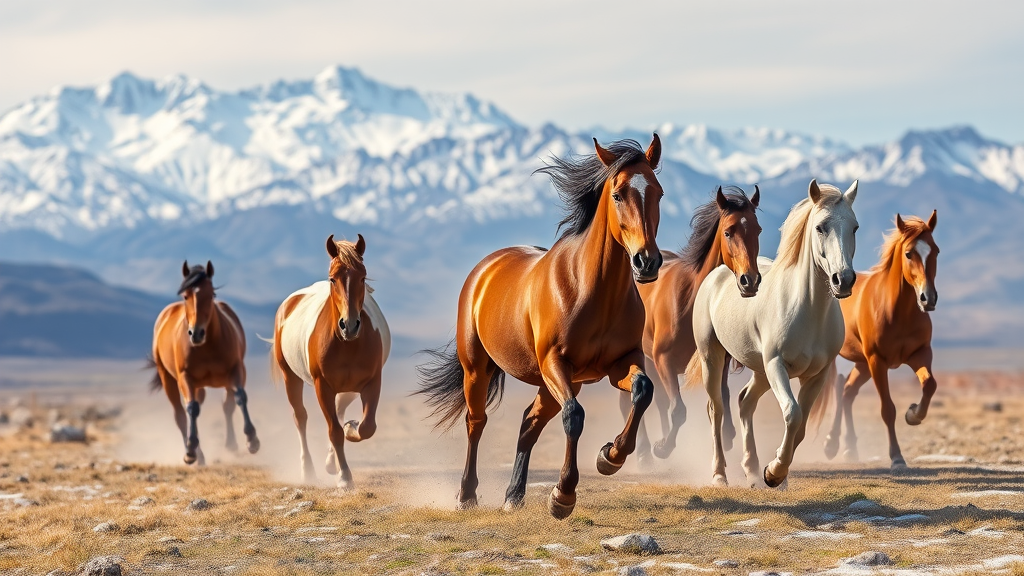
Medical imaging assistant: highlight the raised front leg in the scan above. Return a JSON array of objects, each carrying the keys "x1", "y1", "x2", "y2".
[
  {"x1": 651, "y1": 355, "x2": 687, "y2": 459},
  {"x1": 503, "y1": 388, "x2": 561, "y2": 511},
  {"x1": 599, "y1": 350, "x2": 655, "y2": 475},
  {"x1": 619, "y1": 393, "x2": 653, "y2": 470},
  {"x1": 232, "y1": 365, "x2": 260, "y2": 454},
  {"x1": 761, "y1": 357, "x2": 800, "y2": 487},
  {"x1": 905, "y1": 346, "x2": 937, "y2": 426},
  {"x1": 867, "y1": 358, "x2": 907, "y2": 470},
  {"x1": 737, "y1": 372, "x2": 770, "y2": 488},
  {"x1": 343, "y1": 375, "x2": 380, "y2": 442}
]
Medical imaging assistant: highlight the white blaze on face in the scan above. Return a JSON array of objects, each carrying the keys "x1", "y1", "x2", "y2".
[
  {"x1": 914, "y1": 241, "x2": 932, "y2": 262},
  {"x1": 629, "y1": 173, "x2": 650, "y2": 201}
]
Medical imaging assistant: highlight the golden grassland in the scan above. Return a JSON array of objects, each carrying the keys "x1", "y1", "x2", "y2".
[{"x1": 1, "y1": 368, "x2": 1023, "y2": 575}]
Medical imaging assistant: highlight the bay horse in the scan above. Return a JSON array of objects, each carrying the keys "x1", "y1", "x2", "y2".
[
  {"x1": 817, "y1": 211, "x2": 939, "y2": 470},
  {"x1": 630, "y1": 186, "x2": 762, "y2": 465},
  {"x1": 416, "y1": 136, "x2": 663, "y2": 519},
  {"x1": 149, "y1": 261, "x2": 260, "y2": 465},
  {"x1": 687, "y1": 179, "x2": 858, "y2": 487},
  {"x1": 271, "y1": 234, "x2": 390, "y2": 489}
]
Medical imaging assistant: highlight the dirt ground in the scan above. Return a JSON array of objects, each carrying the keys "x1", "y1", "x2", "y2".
[{"x1": 1, "y1": 354, "x2": 1023, "y2": 575}]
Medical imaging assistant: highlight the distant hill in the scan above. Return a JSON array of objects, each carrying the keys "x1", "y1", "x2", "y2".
[{"x1": 0, "y1": 262, "x2": 276, "y2": 358}]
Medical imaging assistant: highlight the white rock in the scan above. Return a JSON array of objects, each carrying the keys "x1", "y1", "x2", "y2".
[
  {"x1": 840, "y1": 551, "x2": 892, "y2": 566},
  {"x1": 600, "y1": 533, "x2": 661, "y2": 555}
]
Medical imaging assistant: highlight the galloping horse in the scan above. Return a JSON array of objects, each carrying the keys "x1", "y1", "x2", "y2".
[
  {"x1": 630, "y1": 186, "x2": 762, "y2": 464},
  {"x1": 417, "y1": 136, "x2": 663, "y2": 519},
  {"x1": 150, "y1": 261, "x2": 260, "y2": 465},
  {"x1": 818, "y1": 211, "x2": 940, "y2": 470},
  {"x1": 687, "y1": 180, "x2": 858, "y2": 487},
  {"x1": 271, "y1": 234, "x2": 390, "y2": 489}
]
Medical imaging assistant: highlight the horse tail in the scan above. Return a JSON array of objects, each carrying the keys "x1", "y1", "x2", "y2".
[
  {"x1": 415, "y1": 337, "x2": 505, "y2": 431},
  {"x1": 808, "y1": 361, "x2": 840, "y2": 436},
  {"x1": 683, "y1": 351, "x2": 703, "y2": 390},
  {"x1": 256, "y1": 333, "x2": 283, "y2": 389},
  {"x1": 144, "y1": 354, "x2": 162, "y2": 393}
]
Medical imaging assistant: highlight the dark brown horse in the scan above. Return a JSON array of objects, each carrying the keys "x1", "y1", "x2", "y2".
[
  {"x1": 817, "y1": 211, "x2": 940, "y2": 470},
  {"x1": 630, "y1": 186, "x2": 761, "y2": 465},
  {"x1": 271, "y1": 235, "x2": 390, "y2": 489},
  {"x1": 417, "y1": 136, "x2": 663, "y2": 519},
  {"x1": 150, "y1": 261, "x2": 259, "y2": 465}
]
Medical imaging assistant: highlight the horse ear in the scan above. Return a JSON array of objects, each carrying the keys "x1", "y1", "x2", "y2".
[
  {"x1": 715, "y1": 186, "x2": 728, "y2": 210},
  {"x1": 594, "y1": 138, "x2": 617, "y2": 167},
  {"x1": 927, "y1": 209, "x2": 937, "y2": 231},
  {"x1": 206, "y1": 261, "x2": 214, "y2": 279},
  {"x1": 645, "y1": 133, "x2": 661, "y2": 169},
  {"x1": 808, "y1": 179, "x2": 822, "y2": 204},
  {"x1": 750, "y1": 184, "x2": 760, "y2": 208},
  {"x1": 182, "y1": 261, "x2": 190, "y2": 277},
  {"x1": 843, "y1": 179, "x2": 859, "y2": 205},
  {"x1": 355, "y1": 234, "x2": 366, "y2": 257},
  {"x1": 325, "y1": 234, "x2": 339, "y2": 259},
  {"x1": 896, "y1": 214, "x2": 906, "y2": 233}
]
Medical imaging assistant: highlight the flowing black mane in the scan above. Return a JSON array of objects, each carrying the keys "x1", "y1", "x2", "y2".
[
  {"x1": 178, "y1": 266, "x2": 209, "y2": 295},
  {"x1": 679, "y1": 186, "x2": 757, "y2": 271},
  {"x1": 536, "y1": 139, "x2": 649, "y2": 239}
]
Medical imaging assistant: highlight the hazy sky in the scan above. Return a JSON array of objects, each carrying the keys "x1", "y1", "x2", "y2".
[{"x1": 1, "y1": 0, "x2": 1021, "y2": 146}]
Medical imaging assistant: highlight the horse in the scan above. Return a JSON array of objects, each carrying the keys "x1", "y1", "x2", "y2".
[
  {"x1": 271, "y1": 234, "x2": 390, "y2": 489},
  {"x1": 817, "y1": 211, "x2": 940, "y2": 470},
  {"x1": 687, "y1": 179, "x2": 858, "y2": 488},
  {"x1": 149, "y1": 261, "x2": 260, "y2": 465},
  {"x1": 629, "y1": 186, "x2": 762, "y2": 465},
  {"x1": 416, "y1": 136, "x2": 664, "y2": 519}
]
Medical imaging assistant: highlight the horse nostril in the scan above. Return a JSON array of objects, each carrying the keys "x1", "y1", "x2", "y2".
[
  {"x1": 920, "y1": 293, "x2": 927, "y2": 302},
  {"x1": 740, "y1": 275, "x2": 749, "y2": 286},
  {"x1": 831, "y1": 273, "x2": 840, "y2": 286},
  {"x1": 632, "y1": 253, "x2": 644, "y2": 270},
  {"x1": 353, "y1": 319, "x2": 361, "y2": 332},
  {"x1": 756, "y1": 273, "x2": 762, "y2": 285}
]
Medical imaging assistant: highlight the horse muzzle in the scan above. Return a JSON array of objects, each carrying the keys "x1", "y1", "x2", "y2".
[
  {"x1": 632, "y1": 250, "x2": 662, "y2": 284},
  {"x1": 830, "y1": 269, "x2": 856, "y2": 299},
  {"x1": 918, "y1": 288, "x2": 938, "y2": 312},
  {"x1": 737, "y1": 272, "x2": 761, "y2": 298},
  {"x1": 338, "y1": 318, "x2": 361, "y2": 341},
  {"x1": 187, "y1": 327, "x2": 206, "y2": 346}
]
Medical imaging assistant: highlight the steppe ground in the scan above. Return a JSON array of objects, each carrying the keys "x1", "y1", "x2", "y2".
[{"x1": 1, "y1": 351, "x2": 1023, "y2": 576}]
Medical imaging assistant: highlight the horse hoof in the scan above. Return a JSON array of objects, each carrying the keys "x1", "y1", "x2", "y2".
[
  {"x1": 547, "y1": 487, "x2": 576, "y2": 520},
  {"x1": 905, "y1": 405, "x2": 923, "y2": 426},
  {"x1": 712, "y1": 474, "x2": 728, "y2": 487},
  {"x1": 344, "y1": 420, "x2": 360, "y2": 442},
  {"x1": 183, "y1": 452, "x2": 197, "y2": 465},
  {"x1": 337, "y1": 478, "x2": 355, "y2": 492},
  {"x1": 636, "y1": 450, "x2": 655, "y2": 472},
  {"x1": 891, "y1": 457, "x2": 909, "y2": 473},
  {"x1": 456, "y1": 495, "x2": 478, "y2": 510},
  {"x1": 823, "y1": 435, "x2": 840, "y2": 460},
  {"x1": 502, "y1": 498, "x2": 524, "y2": 512},
  {"x1": 842, "y1": 448, "x2": 860, "y2": 463},
  {"x1": 247, "y1": 436, "x2": 260, "y2": 454},
  {"x1": 596, "y1": 442, "x2": 623, "y2": 476},
  {"x1": 652, "y1": 439, "x2": 674, "y2": 459},
  {"x1": 763, "y1": 465, "x2": 786, "y2": 488}
]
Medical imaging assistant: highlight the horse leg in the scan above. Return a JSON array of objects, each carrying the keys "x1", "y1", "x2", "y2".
[
  {"x1": 699, "y1": 345, "x2": 729, "y2": 485},
  {"x1": 325, "y1": 376, "x2": 380, "y2": 488},
  {"x1": 503, "y1": 387, "x2": 560, "y2": 511},
  {"x1": 720, "y1": 361, "x2": 737, "y2": 452},
  {"x1": 619, "y1": 392, "x2": 653, "y2": 471},
  {"x1": 793, "y1": 368, "x2": 830, "y2": 453},
  {"x1": 314, "y1": 379, "x2": 356, "y2": 491},
  {"x1": 232, "y1": 364, "x2": 259, "y2": 454},
  {"x1": 905, "y1": 346, "x2": 937, "y2": 426},
  {"x1": 158, "y1": 362, "x2": 188, "y2": 457},
  {"x1": 539, "y1": 354, "x2": 585, "y2": 519},
  {"x1": 457, "y1": 337, "x2": 495, "y2": 511},
  {"x1": 839, "y1": 364, "x2": 871, "y2": 462},
  {"x1": 600, "y1": 350, "x2": 655, "y2": 475},
  {"x1": 868, "y1": 359, "x2": 906, "y2": 470},
  {"x1": 178, "y1": 376, "x2": 203, "y2": 466},
  {"x1": 762, "y1": 357, "x2": 800, "y2": 487},
  {"x1": 823, "y1": 371, "x2": 847, "y2": 460},
  {"x1": 737, "y1": 372, "x2": 770, "y2": 488},
  {"x1": 326, "y1": 392, "x2": 358, "y2": 475},
  {"x1": 652, "y1": 355, "x2": 687, "y2": 459},
  {"x1": 222, "y1": 387, "x2": 238, "y2": 453},
  {"x1": 283, "y1": 368, "x2": 316, "y2": 483}
]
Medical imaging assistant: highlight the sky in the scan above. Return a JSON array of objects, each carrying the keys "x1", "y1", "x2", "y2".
[{"x1": 1, "y1": 0, "x2": 1021, "y2": 146}]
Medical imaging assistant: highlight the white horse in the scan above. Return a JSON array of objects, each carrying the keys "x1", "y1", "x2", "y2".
[{"x1": 687, "y1": 179, "x2": 859, "y2": 488}]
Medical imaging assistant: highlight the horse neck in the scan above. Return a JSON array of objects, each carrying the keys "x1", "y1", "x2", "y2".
[
  {"x1": 792, "y1": 224, "x2": 835, "y2": 313},
  {"x1": 205, "y1": 299, "x2": 223, "y2": 339},
  {"x1": 572, "y1": 199, "x2": 634, "y2": 300},
  {"x1": 696, "y1": 230, "x2": 725, "y2": 281}
]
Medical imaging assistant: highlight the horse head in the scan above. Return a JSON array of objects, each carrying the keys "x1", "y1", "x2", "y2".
[
  {"x1": 897, "y1": 210, "x2": 939, "y2": 311},
  {"x1": 179, "y1": 260, "x2": 215, "y2": 346},
  {"x1": 807, "y1": 179, "x2": 859, "y2": 299},
  {"x1": 595, "y1": 134, "x2": 664, "y2": 283},
  {"x1": 716, "y1": 185, "x2": 762, "y2": 297},
  {"x1": 326, "y1": 233, "x2": 368, "y2": 341}
]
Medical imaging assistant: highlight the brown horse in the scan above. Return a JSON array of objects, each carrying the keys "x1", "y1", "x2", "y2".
[
  {"x1": 817, "y1": 211, "x2": 940, "y2": 469},
  {"x1": 417, "y1": 136, "x2": 663, "y2": 519},
  {"x1": 630, "y1": 186, "x2": 761, "y2": 464},
  {"x1": 271, "y1": 234, "x2": 390, "y2": 489},
  {"x1": 149, "y1": 261, "x2": 260, "y2": 465}
]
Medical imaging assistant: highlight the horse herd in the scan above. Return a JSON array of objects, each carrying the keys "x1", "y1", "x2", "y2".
[{"x1": 148, "y1": 134, "x2": 941, "y2": 519}]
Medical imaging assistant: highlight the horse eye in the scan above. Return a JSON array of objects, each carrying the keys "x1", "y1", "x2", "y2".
[
  {"x1": 905, "y1": 251, "x2": 912, "y2": 259},
  {"x1": 612, "y1": 193, "x2": 623, "y2": 202},
  {"x1": 815, "y1": 225, "x2": 824, "y2": 234},
  {"x1": 723, "y1": 231, "x2": 732, "y2": 238}
]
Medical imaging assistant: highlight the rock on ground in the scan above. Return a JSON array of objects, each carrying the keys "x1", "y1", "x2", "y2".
[
  {"x1": 186, "y1": 498, "x2": 211, "y2": 511},
  {"x1": 79, "y1": 555, "x2": 124, "y2": 576},
  {"x1": 50, "y1": 423, "x2": 87, "y2": 443},
  {"x1": 714, "y1": 559, "x2": 739, "y2": 567},
  {"x1": 841, "y1": 551, "x2": 893, "y2": 566},
  {"x1": 92, "y1": 522, "x2": 118, "y2": 533},
  {"x1": 617, "y1": 566, "x2": 648, "y2": 576},
  {"x1": 600, "y1": 533, "x2": 661, "y2": 555},
  {"x1": 845, "y1": 499, "x2": 882, "y2": 513}
]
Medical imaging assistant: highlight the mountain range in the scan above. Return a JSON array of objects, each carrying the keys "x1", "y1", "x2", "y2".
[{"x1": 0, "y1": 65, "x2": 1021, "y2": 352}]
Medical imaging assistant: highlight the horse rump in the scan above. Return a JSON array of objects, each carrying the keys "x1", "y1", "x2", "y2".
[{"x1": 415, "y1": 337, "x2": 505, "y2": 431}]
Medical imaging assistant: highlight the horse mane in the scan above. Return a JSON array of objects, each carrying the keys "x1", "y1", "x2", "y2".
[
  {"x1": 679, "y1": 186, "x2": 756, "y2": 271},
  {"x1": 871, "y1": 216, "x2": 930, "y2": 274},
  {"x1": 536, "y1": 139, "x2": 649, "y2": 240},
  {"x1": 774, "y1": 184, "x2": 843, "y2": 269},
  {"x1": 178, "y1": 266, "x2": 209, "y2": 295},
  {"x1": 328, "y1": 239, "x2": 373, "y2": 292}
]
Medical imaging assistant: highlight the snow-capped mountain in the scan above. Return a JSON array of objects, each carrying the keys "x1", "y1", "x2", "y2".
[{"x1": 1, "y1": 66, "x2": 1022, "y2": 347}]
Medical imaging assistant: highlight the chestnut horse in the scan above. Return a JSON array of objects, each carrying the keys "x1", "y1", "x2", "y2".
[
  {"x1": 817, "y1": 211, "x2": 940, "y2": 470},
  {"x1": 271, "y1": 234, "x2": 390, "y2": 489},
  {"x1": 149, "y1": 261, "x2": 260, "y2": 465},
  {"x1": 630, "y1": 186, "x2": 762, "y2": 464},
  {"x1": 417, "y1": 136, "x2": 663, "y2": 519}
]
